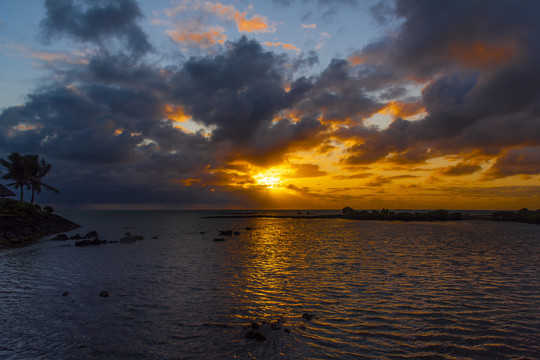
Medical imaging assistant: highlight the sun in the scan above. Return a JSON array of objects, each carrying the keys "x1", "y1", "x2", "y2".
[{"x1": 254, "y1": 169, "x2": 284, "y2": 188}]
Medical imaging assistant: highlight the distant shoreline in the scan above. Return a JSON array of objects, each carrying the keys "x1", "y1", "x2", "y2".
[{"x1": 206, "y1": 208, "x2": 540, "y2": 224}]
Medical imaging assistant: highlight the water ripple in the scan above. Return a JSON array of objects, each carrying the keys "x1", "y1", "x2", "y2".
[{"x1": 0, "y1": 212, "x2": 539, "y2": 359}]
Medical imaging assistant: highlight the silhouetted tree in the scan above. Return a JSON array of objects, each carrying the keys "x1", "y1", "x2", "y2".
[
  {"x1": 0, "y1": 152, "x2": 31, "y2": 201},
  {"x1": 27, "y1": 155, "x2": 59, "y2": 204},
  {"x1": 0, "y1": 152, "x2": 59, "y2": 203}
]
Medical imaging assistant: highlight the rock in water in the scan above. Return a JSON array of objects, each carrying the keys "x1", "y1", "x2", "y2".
[
  {"x1": 83, "y1": 231, "x2": 98, "y2": 239},
  {"x1": 245, "y1": 330, "x2": 266, "y2": 341},
  {"x1": 119, "y1": 232, "x2": 136, "y2": 243},
  {"x1": 99, "y1": 291, "x2": 109, "y2": 297}
]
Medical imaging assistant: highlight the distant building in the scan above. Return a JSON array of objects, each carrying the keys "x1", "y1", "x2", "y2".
[{"x1": 0, "y1": 184, "x2": 16, "y2": 198}]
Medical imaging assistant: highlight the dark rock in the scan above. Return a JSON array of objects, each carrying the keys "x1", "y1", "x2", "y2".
[
  {"x1": 62, "y1": 292, "x2": 69, "y2": 296},
  {"x1": 75, "y1": 238, "x2": 103, "y2": 247},
  {"x1": 214, "y1": 238, "x2": 226, "y2": 242},
  {"x1": 219, "y1": 230, "x2": 233, "y2": 236},
  {"x1": 245, "y1": 330, "x2": 266, "y2": 341},
  {"x1": 119, "y1": 232, "x2": 137, "y2": 243},
  {"x1": 245, "y1": 227, "x2": 253, "y2": 230},
  {"x1": 199, "y1": 231, "x2": 205, "y2": 234},
  {"x1": 109, "y1": 240, "x2": 118, "y2": 243},
  {"x1": 270, "y1": 322, "x2": 281, "y2": 330},
  {"x1": 234, "y1": 231, "x2": 240, "y2": 235},
  {"x1": 99, "y1": 291, "x2": 109, "y2": 297},
  {"x1": 51, "y1": 234, "x2": 68, "y2": 241},
  {"x1": 152, "y1": 236, "x2": 158, "y2": 239},
  {"x1": 70, "y1": 233, "x2": 82, "y2": 239},
  {"x1": 83, "y1": 231, "x2": 98, "y2": 239},
  {"x1": 283, "y1": 328, "x2": 291, "y2": 333},
  {"x1": 302, "y1": 313, "x2": 314, "y2": 321},
  {"x1": 251, "y1": 322, "x2": 259, "y2": 329}
]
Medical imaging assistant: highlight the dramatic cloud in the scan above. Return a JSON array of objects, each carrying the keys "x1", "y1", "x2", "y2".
[
  {"x1": 1, "y1": 0, "x2": 539, "y2": 209},
  {"x1": 41, "y1": 0, "x2": 152, "y2": 57},
  {"x1": 342, "y1": 0, "x2": 540, "y2": 171},
  {"x1": 166, "y1": 22, "x2": 227, "y2": 48},
  {"x1": 263, "y1": 42, "x2": 300, "y2": 52},
  {"x1": 203, "y1": 2, "x2": 273, "y2": 33}
]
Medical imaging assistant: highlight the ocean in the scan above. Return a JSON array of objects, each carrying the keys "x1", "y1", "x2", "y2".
[{"x1": 0, "y1": 210, "x2": 539, "y2": 359}]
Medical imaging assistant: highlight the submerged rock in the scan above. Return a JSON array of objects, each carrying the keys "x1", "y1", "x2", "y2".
[
  {"x1": 99, "y1": 291, "x2": 109, "y2": 297},
  {"x1": 219, "y1": 230, "x2": 233, "y2": 236},
  {"x1": 83, "y1": 231, "x2": 99, "y2": 239},
  {"x1": 70, "y1": 233, "x2": 82, "y2": 240},
  {"x1": 214, "y1": 238, "x2": 226, "y2": 242},
  {"x1": 75, "y1": 239, "x2": 106, "y2": 246},
  {"x1": 51, "y1": 234, "x2": 68, "y2": 241},
  {"x1": 119, "y1": 232, "x2": 143, "y2": 243},
  {"x1": 234, "y1": 231, "x2": 240, "y2": 235},
  {"x1": 302, "y1": 313, "x2": 314, "y2": 321},
  {"x1": 245, "y1": 330, "x2": 266, "y2": 341}
]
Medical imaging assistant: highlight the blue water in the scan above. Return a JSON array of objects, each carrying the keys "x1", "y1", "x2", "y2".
[{"x1": 1, "y1": 210, "x2": 539, "y2": 359}]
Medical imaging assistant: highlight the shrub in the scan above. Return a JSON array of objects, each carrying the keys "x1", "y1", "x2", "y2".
[{"x1": 43, "y1": 205, "x2": 54, "y2": 214}]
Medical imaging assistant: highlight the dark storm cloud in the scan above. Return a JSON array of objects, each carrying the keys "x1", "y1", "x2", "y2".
[
  {"x1": 172, "y1": 37, "x2": 288, "y2": 144},
  {"x1": 41, "y1": 0, "x2": 152, "y2": 57},
  {"x1": 0, "y1": 35, "x2": 342, "y2": 206},
  {"x1": 294, "y1": 59, "x2": 384, "y2": 122},
  {"x1": 342, "y1": 0, "x2": 540, "y2": 176},
  {"x1": 245, "y1": 116, "x2": 327, "y2": 166},
  {"x1": 484, "y1": 147, "x2": 540, "y2": 179},
  {"x1": 437, "y1": 162, "x2": 482, "y2": 177}
]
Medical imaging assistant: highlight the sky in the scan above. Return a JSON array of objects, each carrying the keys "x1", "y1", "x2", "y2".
[{"x1": 0, "y1": 0, "x2": 539, "y2": 210}]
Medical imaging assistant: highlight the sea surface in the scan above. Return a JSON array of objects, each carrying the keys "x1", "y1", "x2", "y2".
[{"x1": 0, "y1": 210, "x2": 539, "y2": 359}]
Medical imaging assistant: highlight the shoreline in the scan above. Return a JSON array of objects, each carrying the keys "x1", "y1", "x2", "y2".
[
  {"x1": 0, "y1": 213, "x2": 81, "y2": 249},
  {"x1": 205, "y1": 212, "x2": 540, "y2": 224}
]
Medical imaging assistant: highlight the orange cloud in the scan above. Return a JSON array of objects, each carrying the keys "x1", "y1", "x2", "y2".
[
  {"x1": 378, "y1": 101, "x2": 425, "y2": 119},
  {"x1": 174, "y1": 178, "x2": 202, "y2": 187},
  {"x1": 347, "y1": 54, "x2": 363, "y2": 66},
  {"x1": 203, "y1": 2, "x2": 271, "y2": 33},
  {"x1": 164, "y1": 104, "x2": 191, "y2": 123},
  {"x1": 166, "y1": 25, "x2": 226, "y2": 48},
  {"x1": 302, "y1": 23, "x2": 316, "y2": 29},
  {"x1": 450, "y1": 41, "x2": 516, "y2": 68},
  {"x1": 263, "y1": 42, "x2": 299, "y2": 51}
]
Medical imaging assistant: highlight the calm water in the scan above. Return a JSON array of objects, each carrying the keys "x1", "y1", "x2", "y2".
[{"x1": 0, "y1": 210, "x2": 539, "y2": 359}]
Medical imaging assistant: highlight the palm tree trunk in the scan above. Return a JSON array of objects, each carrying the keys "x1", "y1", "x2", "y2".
[
  {"x1": 31, "y1": 186, "x2": 35, "y2": 204},
  {"x1": 20, "y1": 187, "x2": 24, "y2": 202}
]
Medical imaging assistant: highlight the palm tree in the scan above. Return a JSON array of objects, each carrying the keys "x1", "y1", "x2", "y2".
[
  {"x1": 0, "y1": 152, "x2": 31, "y2": 201},
  {"x1": 27, "y1": 156, "x2": 59, "y2": 204},
  {"x1": 0, "y1": 152, "x2": 60, "y2": 203}
]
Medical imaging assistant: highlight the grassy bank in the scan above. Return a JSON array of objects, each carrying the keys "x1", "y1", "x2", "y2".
[{"x1": 0, "y1": 199, "x2": 80, "y2": 248}]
